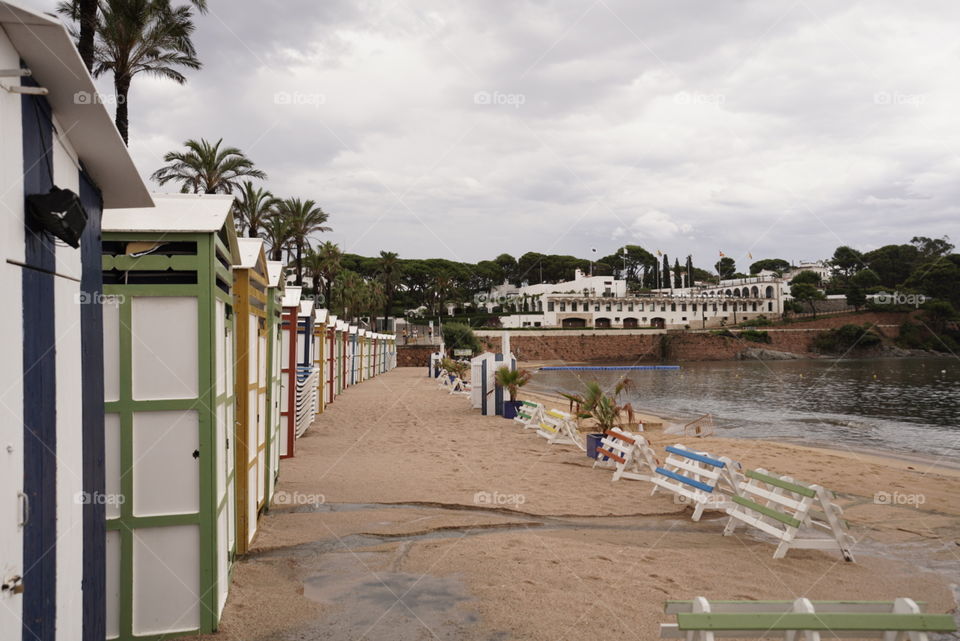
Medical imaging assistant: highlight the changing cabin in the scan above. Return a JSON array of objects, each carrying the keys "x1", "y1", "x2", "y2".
[
  {"x1": 0, "y1": 3, "x2": 151, "y2": 640},
  {"x1": 100, "y1": 194, "x2": 240, "y2": 638}
]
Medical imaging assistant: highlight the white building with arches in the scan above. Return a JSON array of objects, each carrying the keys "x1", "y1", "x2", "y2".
[{"x1": 498, "y1": 274, "x2": 786, "y2": 329}]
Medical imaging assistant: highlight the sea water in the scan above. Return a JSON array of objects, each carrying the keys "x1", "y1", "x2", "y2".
[{"x1": 527, "y1": 357, "x2": 959, "y2": 458}]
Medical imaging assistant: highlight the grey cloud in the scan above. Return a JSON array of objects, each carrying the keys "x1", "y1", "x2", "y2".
[{"x1": 31, "y1": 0, "x2": 960, "y2": 265}]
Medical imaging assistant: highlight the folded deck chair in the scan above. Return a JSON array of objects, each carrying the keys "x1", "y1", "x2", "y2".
[
  {"x1": 660, "y1": 596, "x2": 955, "y2": 640},
  {"x1": 650, "y1": 444, "x2": 743, "y2": 521},
  {"x1": 593, "y1": 428, "x2": 659, "y2": 482},
  {"x1": 513, "y1": 400, "x2": 545, "y2": 429},
  {"x1": 535, "y1": 409, "x2": 585, "y2": 450},
  {"x1": 723, "y1": 468, "x2": 856, "y2": 561},
  {"x1": 448, "y1": 376, "x2": 471, "y2": 396},
  {"x1": 436, "y1": 369, "x2": 451, "y2": 390}
]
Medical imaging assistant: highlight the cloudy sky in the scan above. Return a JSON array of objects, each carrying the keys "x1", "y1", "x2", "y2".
[{"x1": 40, "y1": 0, "x2": 960, "y2": 269}]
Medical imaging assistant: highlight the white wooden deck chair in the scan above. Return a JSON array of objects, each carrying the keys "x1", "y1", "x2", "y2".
[
  {"x1": 593, "y1": 428, "x2": 659, "y2": 482},
  {"x1": 723, "y1": 468, "x2": 856, "y2": 561},
  {"x1": 513, "y1": 400, "x2": 545, "y2": 429},
  {"x1": 650, "y1": 445, "x2": 742, "y2": 521},
  {"x1": 436, "y1": 369, "x2": 451, "y2": 390},
  {"x1": 660, "y1": 596, "x2": 954, "y2": 640},
  {"x1": 536, "y1": 409, "x2": 585, "y2": 450}
]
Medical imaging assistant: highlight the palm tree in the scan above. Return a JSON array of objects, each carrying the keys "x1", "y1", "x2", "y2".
[
  {"x1": 59, "y1": 0, "x2": 203, "y2": 144},
  {"x1": 334, "y1": 270, "x2": 363, "y2": 320},
  {"x1": 232, "y1": 181, "x2": 278, "y2": 238},
  {"x1": 365, "y1": 280, "x2": 386, "y2": 325},
  {"x1": 276, "y1": 198, "x2": 331, "y2": 286},
  {"x1": 58, "y1": 0, "x2": 208, "y2": 73},
  {"x1": 376, "y1": 251, "x2": 401, "y2": 331},
  {"x1": 317, "y1": 241, "x2": 342, "y2": 309},
  {"x1": 302, "y1": 248, "x2": 325, "y2": 300},
  {"x1": 260, "y1": 213, "x2": 292, "y2": 262},
  {"x1": 151, "y1": 138, "x2": 266, "y2": 194}
]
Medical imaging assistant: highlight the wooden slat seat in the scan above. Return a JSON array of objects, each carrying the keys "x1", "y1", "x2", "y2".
[
  {"x1": 723, "y1": 468, "x2": 855, "y2": 561},
  {"x1": 650, "y1": 444, "x2": 743, "y2": 521},
  {"x1": 660, "y1": 596, "x2": 955, "y2": 640},
  {"x1": 594, "y1": 428, "x2": 658, "y2": 482}
]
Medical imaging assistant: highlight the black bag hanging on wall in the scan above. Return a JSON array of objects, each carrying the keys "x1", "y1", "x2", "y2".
[{"x1": 25, "y1": 186, "x2": 88, "y2": 248}]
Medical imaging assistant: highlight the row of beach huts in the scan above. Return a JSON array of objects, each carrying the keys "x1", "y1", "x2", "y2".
[{"x1": 0, "y1": 4, "x2": 395, "y2": 640}]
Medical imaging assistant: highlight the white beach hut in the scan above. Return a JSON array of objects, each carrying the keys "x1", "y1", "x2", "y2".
[
  {"x1": 0, "y1": 3, "x2": 152, "y2": 639},
  {"x1": 264, "y1": 261, "x2": 284, "y2": 505}
]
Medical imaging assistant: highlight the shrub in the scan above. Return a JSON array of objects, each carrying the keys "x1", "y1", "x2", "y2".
[
  {"x1": 813, "y1": 324, "x2": 882, "y2": 353},
  {"x1": 740, "y1": 329, "x2": 771, "y2": 343},
  {"x1": 441, "y1": 322, "x2": 482, "y2": 354},
  {"x1": 710, "y1": 329, "x2": 735, "y2": 338}
]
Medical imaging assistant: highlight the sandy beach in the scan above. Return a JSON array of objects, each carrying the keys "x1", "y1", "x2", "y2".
[{"x1": 186, "y1": 367, "x2": 960, "y2": 641}]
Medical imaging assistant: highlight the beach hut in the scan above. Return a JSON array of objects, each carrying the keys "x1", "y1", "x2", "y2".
[
  {"x1": 358, "y1": 329, "x2": 367, "y2": 383},
  {"x1": 324, "y1": 314, "x2": 338, "y2": 404},
  {"x1": 279, "y1": 286, "x2": 302, "y2": 458},
  {"x1": 349, "y1": 326, "x2": 360, "y2": 386},
  {"x1": 232, "y1": 239, "x2": 269, "y2": 555},
  {"x1": 337, "y1": 321, "x2": 349, "y2": 393},
  {"x1": 295, "y1": 298, "x2": 317, "y2": 438},
  {"x1": 313, "y1": 309, "x2": 328, "y2": 415},
  {"x1": 470, "y1": 352, "x2": 517, "y2": 415},
  {"x1": 264, "y1": 261, "x2": 284, "y2": 504},
  {"x1": 0, "y1": 3, "x2": 153, "y2": 639},
  {"x1": 101, "y1": 193, "x2": 240, "y2": 638},
  {"x1": 379, "y1": 334, "x2": 387, "y2": 375}
]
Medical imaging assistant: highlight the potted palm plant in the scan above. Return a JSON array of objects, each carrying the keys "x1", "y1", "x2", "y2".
[
  {"x1": 440, "y1": 357, "x2": 465, "y2": 382},
  {"x1": 560, "y1": 379, "x2": 635, "y2": 459},
  {"x1": 448, "y1": 359, "x2": 470, "y2": 382},
  {"x1": 495, "y1": 366, "x2": 531, "y2": 419}
]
